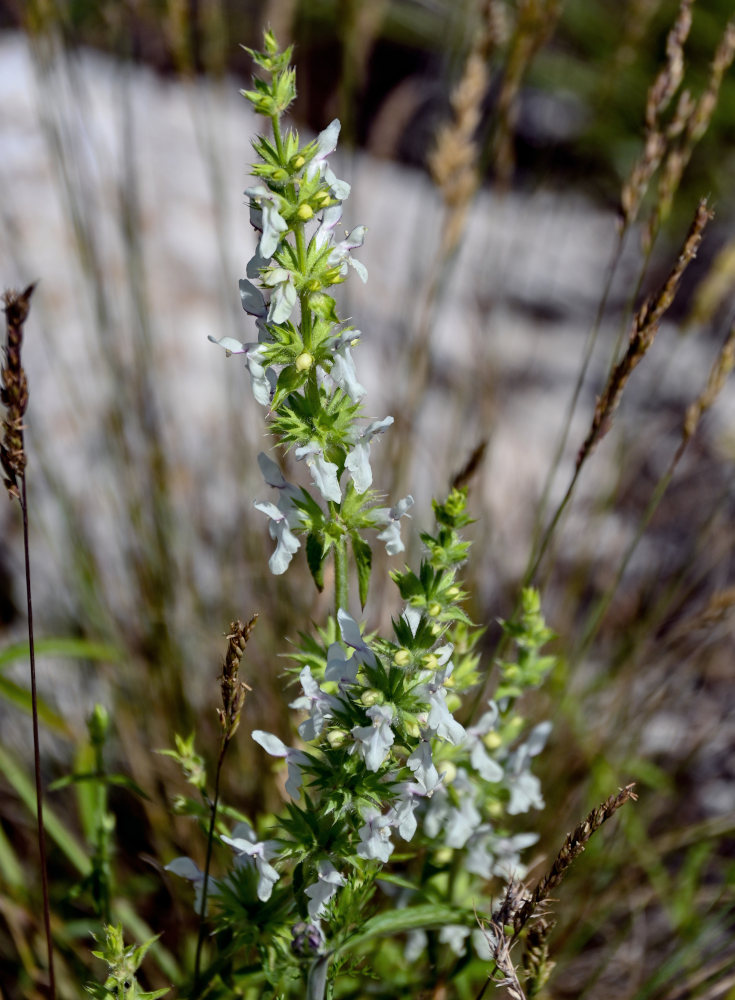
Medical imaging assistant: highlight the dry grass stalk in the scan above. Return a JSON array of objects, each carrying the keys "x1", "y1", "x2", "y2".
[
  {"x1": 577, "y1": 197, "x2": 712, "y2": 471},
  {"x1": 428, "y1": 0, "x2": 503, "y2": 256},
  {"x1": 619, "y1": 0, "x2": 693, "y2": 229},
  {"x1": 522, "y1": 918, "x2": 555, "y2": 996},
  {"x1": 218, "y1": 614, "x2": 257, "y2": 742},
  {"x1": 492, "y1": 0, "x2": 562, "y2": 191},
  {"x1": 1, "y1": 284, "x2": 35, "y2": 500},
  {"x1": 512, "y1": 783, "x2": 638, "y2": 936},
  {"x1": 681, "y1": 316, "x2": 735, "y2": 447},
  {"x1": 643, "y1": 15, "x2": 735, "y2": 250}
]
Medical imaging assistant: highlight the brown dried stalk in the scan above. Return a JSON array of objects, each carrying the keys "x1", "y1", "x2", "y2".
[
  {"x1": 643, "y1": 15, "x2": 735, "y2": 250},
  {"x1": 577, "y1": 197, "x2": 712, "y2": 471},
  {"x1": 2, "y1": 284, "x2": 56, "y2": 999},
  {"x1": 1, "y1": 284, "x2": 34, "y2": 499},
  {"x1": 492, "y1": 0, "x2": 562, "y2": 191},
  {"x1": 429, "y1": 0, "x2": 503, "y2": 256},
  {"x1": 512, "y1": 783, "x2": 638, "y2": 936},
  {"x1": 194, "y1": 614, "x2": 257, "y2": 988},
  {"x1": 620, "y1": 0, "x2": 693, "y2": 230}
]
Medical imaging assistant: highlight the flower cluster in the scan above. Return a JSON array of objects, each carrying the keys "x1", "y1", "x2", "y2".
[{"x1": 167, "y1": 33, "x2": 556, "y2": 998}]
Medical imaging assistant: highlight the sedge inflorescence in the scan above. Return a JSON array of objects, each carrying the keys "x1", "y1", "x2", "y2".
[{"x1": 168, "y1": 32, "x2": 555, "y2": 995}]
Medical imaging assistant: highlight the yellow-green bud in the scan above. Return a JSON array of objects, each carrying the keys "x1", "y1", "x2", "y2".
[
  {"x1": 421, "y1": 653, "x2": 438, "y2": 671},
  {"x1": 306, "y1": 278, "x2": 321, "y2": 292},
  {"x1": 296, "y1": 204, "x2": 314, "y2": 221},
  {"x1": 272, "y1": 168, "x2": 288, "y2": 182},
  {"x1": 291, "y1": 154, "x2": 305, "y2": 170},
  {"x1": 446, "y1": 586, "x2": 461, "y2": 600},
  {"x1": 327, "y1": 728, "x2": 349, "y2": 748},
  {"x1": 434, "y1": 847, "x2": 453, "y2": 865},
  {"x1": 483, "y1": 731, "x2": 502, "y2": 751},
  {"x1": 360, "y1": 689, "x2": 382, "y2": 707},
  {"x1": 430, "y1": 622, "x2": 441, "y2": 636},
  {"x1": 428, "y1": 601, "x2": 442, "y2": 617},
  {"x1": 393, "y1": 649, "x2": 411, "y2": 667},
  {"x1": 437, "y1": 760, "x2": 457, "y2": 784},
  {"x1": 403, "y1": 717, "x2": 421, "y2": 739},
  {"x1": 295, "y1": 352, "x2": 313, "y2": 372},
  {"x1": 487, "y1": 800, "x2": 504, "y2": 819},
  {"x1": 315, "y1": 190, "x2": 331, "y2": 207},
  {"x1": 446, "y1": 693, "x2": 461, "y2": 714}
]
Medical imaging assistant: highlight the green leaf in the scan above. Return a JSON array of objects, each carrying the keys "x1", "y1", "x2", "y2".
[
  {"x1": 308, "y1": 292, "x2": 340, "y2": 324},
  {"x1": 351, "y1": 533, "x2": 372, "y2": 609},
  {"x1": 335, "y1": 903, "x2": 480, "y2": 955},
  {"x1": 0, "y1": 743, "x2": 90, "y2": 874},
  {"x1": 48, "y1": 771, "x2": 149, "y2": 799},
  {"x1": 306, "y1": 532, "x2": 326, "y2": 591},
  {"x1": 0, "y1": 637, "x2": 120, "y2": 671},
  {"x1": 0, "y1": 674, "x2": 70, "y2": 735}
]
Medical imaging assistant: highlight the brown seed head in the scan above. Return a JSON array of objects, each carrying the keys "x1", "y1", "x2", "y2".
[{"x1": 1, "y1": 283, "x2": 36, "y2": 499}]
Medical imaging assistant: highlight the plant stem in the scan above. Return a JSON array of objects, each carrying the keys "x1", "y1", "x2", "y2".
[
  {"x1": 333, "y1": 533, "x2": 349, "y2": 616},
  {"x1": 193, "y1": 742, "x2": 227, "y2": 992},
  {"x1": 21, "y1": 476, "x2": 56, "y2": 999}
]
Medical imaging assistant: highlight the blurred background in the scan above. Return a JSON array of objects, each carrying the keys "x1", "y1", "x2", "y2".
[{"x1": 1, "y1": 0, "x2": 735, "y2": 996}]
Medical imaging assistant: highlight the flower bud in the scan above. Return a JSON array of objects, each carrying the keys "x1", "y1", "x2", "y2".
[
  {"x1": 295, "y1": 352, "x2": 313, "y2": 372},
  {"x1": 327, "y1": 728, "x2": 349, "y2": 748},
  {"x1": 428, "y1": 601, "x2": 442, "y2": 617},
  {"x1": 483, "y1": 731, "x2": 502, "y2": 751},
  {"x1": 291, "y1": 154, "x2": 306, "y2": 170},
  {"x1": 434, "y1": 847, "x2": 453, "y2": 865},
  {"x1": 430, "y1": 622, "x2": 441, "y2": 636},
  {"x1": 296, "y1": 204, "x2": 314, "y2": 221},
  {"x1": 360, "y1": 689, "x2": 382, "y2": 707},
  {"x1": 272, "y1": 168, "x2": 288, "y2": 182},
  {"x1": 402, "y1": 717, "x2": 421, "y2": 739},
  {"x1": 437, "y1": 760, "x2": 457, "y2": 784},
  {"x1": 394, "y1": 648, "x2": 411, "y2": 667}
]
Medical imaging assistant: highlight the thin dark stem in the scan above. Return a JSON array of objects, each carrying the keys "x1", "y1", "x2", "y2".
[
  {"x1": 193, "y1": 741, "x2": 226, "y2": 991},
  {"x1": 21, "y1": 476, "x2": 56, "y2": 999}
]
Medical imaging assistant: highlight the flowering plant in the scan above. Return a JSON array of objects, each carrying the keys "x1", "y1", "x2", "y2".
[{"x1": 168, "y1": 32, "x2": 555, "y2": 999}]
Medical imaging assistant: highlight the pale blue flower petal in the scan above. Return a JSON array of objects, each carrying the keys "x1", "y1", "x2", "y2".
[
  {"x1": 268, "y1": 275, "x2": 298, "y2": 324},
  {"x1": 305, "y1": 860, "x2": 346, "y2": 918},
  {"x1": 439, "y1": 925, "x2": 470, "y2": 956},
  {"x1": 407, "y1": 738, "x2": 441, "y2": 794},
  {"x1": 208, "y1": 335, "x2": 247, "y2": 354},
  {"x1": 295, "y1": 442, "x2": 341, "y2": 503},
  {"x1": 254, "y1": 500, "x2": 301, "y2": 574},
  {"x1": 324, "y1": 642, "x2": 359, "y2": 685},
  {"x1": 330, "y1": 342, "x2": 365, "y2": 401},
  {"x1": 352, "y1": 704, "x2": 395, "y2": 771},
  {"x1": 239, "y1": 278, "x2": 268, "y2": 318},
  {"x1": 357, "y1": 807, "x2": 394, "y2": 863}
]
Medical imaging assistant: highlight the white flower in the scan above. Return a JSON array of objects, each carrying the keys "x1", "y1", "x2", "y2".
[
  {"x1": 407, "y1": 735, "x2": 441, "y2": 794},
  {"x1": 324, "y1": 641, "x2": 359, "y2": 686},
  {"x1": 439, "y1": 924, "x2": 470, "y2": 956},
  {"x1": 289, "y1": 666, "x2": 339, "y2": 740},
  {"x1": 306, "y1": 120, "x2": 351, "y2": 200},
  {"x1": 222, "y1": 821, "x2": 280, "y2": 902},
  {"x1": 305, "y1": 860, "x2": 346, "y2": 918},
  {"x1": 253, "y1": 500, "x2": 301, "y2": 574},
  {"x1": 463, "y1": 701, "x2": 503, "y2": 783},
  {"x1": 388, "y1": 782, "x2": 425, "y2": 841},
  {"x1": 165, "y1": 856, "x2": 220, "y2": 914},
  {"x1": 251, "y1": 730, "x2": 308, "y2": 800},
  {"x1": 352, "y1": 703, "x2": 395, "y2": 771},
  {"x1": 294, "y1": 441, "x2": 341, "y2": 503},
  {"x1": 246, "y1": 184, "x2": 288, "y2": 258},
  {"x1": 357, "y1": 807, "x2": 394, "y2": 863},
  {"x1": 372, "y1": 495, "x2": 414, "y2": 556},
  {"x1": 345, "y1": 417, "x2": 393, "y2": 494}
]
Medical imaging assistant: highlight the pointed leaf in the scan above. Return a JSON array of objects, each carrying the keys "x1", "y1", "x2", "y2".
[
  {"x1": 306, "y1": 532, "x2": 326, "y2": 592},
  {"x1": 351, "y1": 533, "x2": 372, "y2": 609}
]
